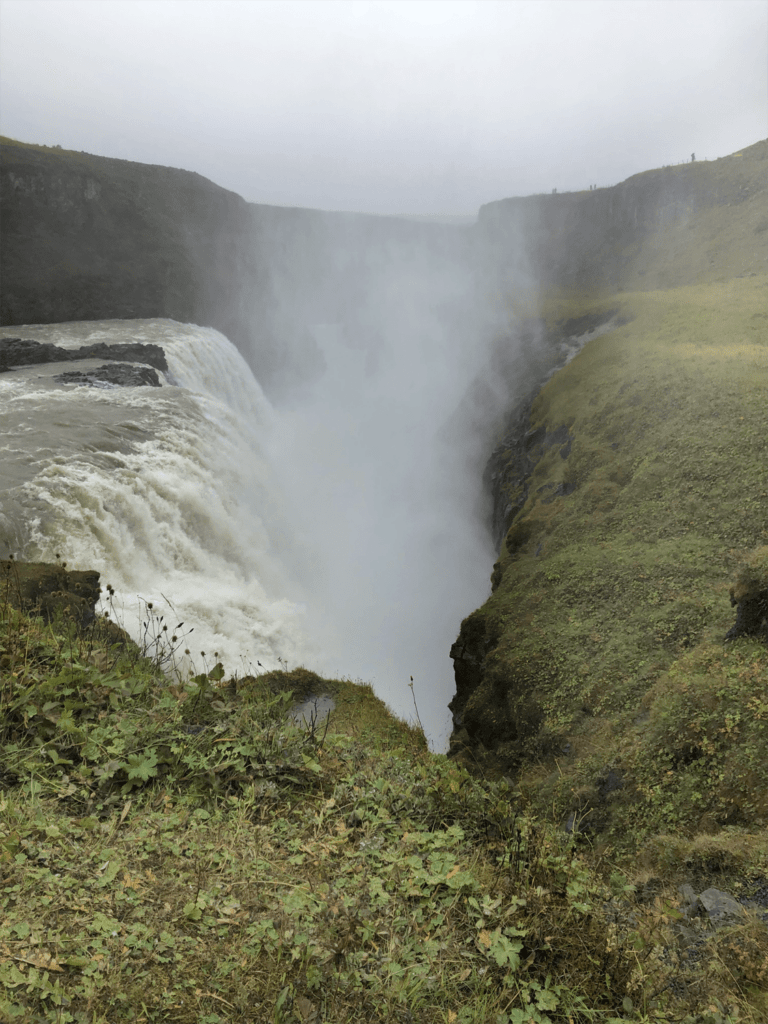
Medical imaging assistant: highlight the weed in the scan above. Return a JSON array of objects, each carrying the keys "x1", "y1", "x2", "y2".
[{"x1": 5, "y1": 592, "x2": 766, "y2": 1022}]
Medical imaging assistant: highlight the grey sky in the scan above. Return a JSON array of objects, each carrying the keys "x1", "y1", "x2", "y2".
[{"x1": 1, "y1": 0, "x2": 766, "y2": 215}]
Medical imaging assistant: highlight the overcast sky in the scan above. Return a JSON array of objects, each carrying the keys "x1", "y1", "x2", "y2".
[{"x1": 1, "y1": 0, "x2": 766, "y2": 216}]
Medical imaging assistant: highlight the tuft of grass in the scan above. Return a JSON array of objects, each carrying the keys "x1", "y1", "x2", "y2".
[
  {"x1": 8, "y1": 582, "x2": 765, "y2": 1022},
  {"x1": 450, "y1": 274, "x2": 768, "y2": 1002}
]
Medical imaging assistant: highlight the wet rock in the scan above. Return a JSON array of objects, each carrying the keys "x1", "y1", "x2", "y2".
[
  {"x1": 75, "y1": 342, "x2": 167, "y2": 370},
  {"x1": 290, "y1": 693, "x2": 335, "y2": 727},
  {"x1": 0, "y1": 338, "x2": 68, "y2": 369},
  {"x1": 447, "y1": 609, "x2": 495, "y2": 731},
  {"x1": 697, "y1": 887, "x2": 747, "y2": 928},
  {"x1": 724, "y1": 546, "x2": 768, "y2": 643},
  {"x1": 597, "y1": 768, "x2": 624, "y2": 798},
  {"x1": 1, "y1": 559, "x2": 101, "y2": 627},
  {"x1": 678, "y1": 883, "x2": 698, "y2": 911},
  {"x1": 0, "y1": 337, "x2": 167, "y2": 373},
  {"x1": 54, "y1": 362, "x2": 161, "y2": 388}
]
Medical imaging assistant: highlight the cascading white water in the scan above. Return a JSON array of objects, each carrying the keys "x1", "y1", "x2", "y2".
[
  {"x1": 1, "y1": 319, "x2": 312, "y2": 677},
  {"x1": 1, "y1": 309, "x2": 499, "y2": 750}
]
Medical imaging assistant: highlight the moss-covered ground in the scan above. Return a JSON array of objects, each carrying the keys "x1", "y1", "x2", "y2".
[
  {"x1": 457, "y1": 272, "x2": 768, "y2": 877},
  {"x1": 4, "y1": 565, "x2": 768, "y2": 1023}
]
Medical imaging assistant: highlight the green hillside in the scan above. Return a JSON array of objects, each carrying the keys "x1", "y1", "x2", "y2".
[
  {"x1": 4, "y1": 561, "x2": 767, "y2": 1024},
  {"x1": 447, "y1": 139, "x2": 768, "y2": 1020},
  {"x1": 2, "y1": 139, "x2": 767, "y2": 1022},
  {"x1": 452, "y1": 278, "x2": 768, "y2": 836}
]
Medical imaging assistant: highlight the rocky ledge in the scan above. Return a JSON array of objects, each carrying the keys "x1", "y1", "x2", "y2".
[
  {"x1": 1, "y1": 557, "x2": 101, "y2": 627},
  {"x1": 53, "y1": 362, "x2": 162, "y2": 388},
  {"x1": 0, "y1": 337, "x2": 168, "y2": 373}
]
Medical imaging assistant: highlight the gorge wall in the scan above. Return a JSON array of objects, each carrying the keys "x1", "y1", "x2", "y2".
[
  {"x1": 0, "y1": 137, "x2": 469, "y2": 398},
  {"x1": 476, "y1": 137, "x2": 768, "y2": 294},
  {"x1": 4, "y1": 134, "x2": 765, "y2": 401},
  {"x1": 448, "y1": 137, "x2": 768, "y2": 847}
]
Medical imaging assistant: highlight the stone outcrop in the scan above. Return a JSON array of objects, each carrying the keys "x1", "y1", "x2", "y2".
[
  {"x1": 725, "y1": 545, "x2": 768, "y2": 643},
  {"x1": 1, "y1": 558, "x2": 101, "y2": 627},
  {"x1": 53, "y1": 363, "x2": 162, "y2": 388},
  {"x1": 0, "y1": 337, "x2": 167, "y2": 372}
]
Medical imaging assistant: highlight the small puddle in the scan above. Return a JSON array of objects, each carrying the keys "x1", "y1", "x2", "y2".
[{"x1": 290, "y1": 693, "x2": 335, "y2": 727}]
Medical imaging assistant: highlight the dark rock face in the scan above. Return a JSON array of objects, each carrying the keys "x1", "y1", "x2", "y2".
[
  {"x1": 1, "y1": 559, "x2": 101, "y2": 627},
  {"x1": 448, "y1": 609, "x2": 496, "y2": 746},
  {"x1": 726, "y1": 590, "x2": 768, "y2": 642},
  {"x1": 0, "y1": 338, "x2": 67, "y2": 369},
  {"x1": 53, "y1": 363, "x2": 161, "y2": 388},
  {"x1": 75, "y1": 341, "x2": 167, "y2": 370},
  {"x1": 0, "y1": 138, "x2": 471, "y2": 397},
  {"x1": 724, "y1": 546, "x2": 768, "y2": 643},
  {"x1": 484, "y1": 311, "x2": 624, "y2": 553},
  {"x1": 1, "y1": 142, "x2": 260, "y2": 347},
  {"x1": 0, "y1": 337, "x2": 168, "y2": 372}
]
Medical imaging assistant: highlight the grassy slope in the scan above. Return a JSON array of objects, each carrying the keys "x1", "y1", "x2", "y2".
[
  {"x1": 618, "y1": 141, "x2": 768, "y2": 291},
  {"x1": 455, "y1": 141, "x2": 768, "y2": 873},
  {"x1": 0, "y1": 594, "x2": 639, "y2": 1024},
  {"x1": 2, "y1": 141, "x2": 767, "y2": 1023},
  {"x1": 475, "y1": 280, "x2": 767, "y2": 828},
  {"x1": 5, "y1": 583, "x2": 768, "y2": 1023}
]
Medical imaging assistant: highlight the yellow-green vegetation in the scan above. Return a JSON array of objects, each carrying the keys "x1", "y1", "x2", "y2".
[
  {"x1": 3, "y1": 574, "x2": 767, "y2": 1023},
  {"x1": 618, "y1": 141, "x2": 768, "y2": 290},
  {"x1": 455, "y1": 271, "x2": 768, "y2": 898}
]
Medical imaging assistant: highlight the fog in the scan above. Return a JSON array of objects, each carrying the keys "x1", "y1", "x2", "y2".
[
  {"x1": 261, "y1": 224, "x2": 518, "y2": 746},
  {"x1": 1, "y1": 0, "x2": 766, "y2": 215}
]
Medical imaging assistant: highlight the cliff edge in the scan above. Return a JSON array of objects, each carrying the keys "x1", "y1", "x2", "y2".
[
  {"x1": 0, "y1": 136, "x2": 469, "y2": 396},
  {"x1": 449, "y1": 139, "x2": 768, "y2": 851}
]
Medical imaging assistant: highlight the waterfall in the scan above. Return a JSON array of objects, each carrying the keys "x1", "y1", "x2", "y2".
[
  {"x1": 1, "y1": 311, "x2": 498, "y2": 749},
  {"x1": 1, "y1": 319, "x2": 311, "y2": 677}
]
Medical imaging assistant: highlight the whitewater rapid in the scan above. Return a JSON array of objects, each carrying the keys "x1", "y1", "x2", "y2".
[
  {"x1": 1, "y1": 317, "x2": 496, "y2": 749},
  {"x1": 0, "y1": 319, "x2": 311, "y2": 677}
]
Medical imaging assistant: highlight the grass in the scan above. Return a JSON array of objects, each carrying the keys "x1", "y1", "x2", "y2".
[
  {"x1": 455, "y1": 274, "x2": 768, "y2": 832},
  {"x1": 5, "y1": 568, "x2": 768, "y2": 1023},
  {"x1": 449, "y1": 274, "x2": 768, "y2": 1024},
  {"x1": 3, "y1": 135, "x2": 767, "y2": 1022}
]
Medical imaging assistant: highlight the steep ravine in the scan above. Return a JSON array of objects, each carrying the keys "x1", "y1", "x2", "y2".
[
  {"x1": 3, "y1": 134, "x2": 767, "y2": 848},
  {"x1": 446, "y1": 138, "x2": 768, "y2": 853}
]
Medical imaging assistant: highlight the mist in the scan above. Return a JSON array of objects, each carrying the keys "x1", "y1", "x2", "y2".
[
  {"x1": 1, "y1": 0, "x2": 765, "y2": 215},
  {"x1": 241, "y1": 215, "x2": 533, "y2": 747}
]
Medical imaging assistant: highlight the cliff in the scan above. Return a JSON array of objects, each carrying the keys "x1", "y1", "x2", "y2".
[
  {"x1": 1, "y1": 139, "x2": 259, "y2": 336},
  {"x1": 0, "y1": 136, "x2": 468, "y2": 396},
  {"x1": 476, "y1": 138, "x2": 768, "y2": 293},
  {"x1": 449, "y1": 138, "x2": 768, "y2": 853}
]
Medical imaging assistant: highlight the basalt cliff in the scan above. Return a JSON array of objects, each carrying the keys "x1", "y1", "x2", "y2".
[{"x1": 0, "y1": 136, "x2": 467, "y2": 398}]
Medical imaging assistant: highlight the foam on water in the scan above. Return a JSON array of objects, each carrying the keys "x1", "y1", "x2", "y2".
[
  {"x1": 1, "y1": 320, "x2": 310, "y2": 674},
  {"x1": 2, "y1": 314, "x2": 498, "y2": 749}
]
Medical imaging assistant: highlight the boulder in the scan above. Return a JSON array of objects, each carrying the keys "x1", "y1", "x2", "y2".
[
  {"x1": 1, "y1": 559, "x2": 101, "y2": 627},
  {"x1": 53, "y1": 362, "x2": 161, "y2": 387},
  {"x1": 697, "y1": 887, "x2": 747, "y2": 929}
]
